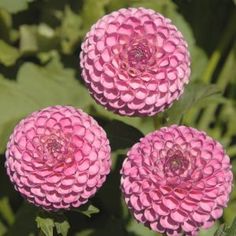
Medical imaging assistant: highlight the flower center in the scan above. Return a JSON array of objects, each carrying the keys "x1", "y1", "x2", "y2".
[
  {"x1": 128, "y1": 42, "x2": 151, "y2": 67},
  {"x1": 164, "y1": 151, "x2": 189, "y2": 177},
  {"x1": 45, "y1": 138, "x2": 63, "y2": 155},
  {"x1": 39, "y1": 134, "x2": 68, "y2": 165}
]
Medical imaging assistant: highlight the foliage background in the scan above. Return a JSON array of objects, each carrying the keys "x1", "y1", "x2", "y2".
[{"x1": 0, "y1": 0, "x2": 235, "y2": 235}]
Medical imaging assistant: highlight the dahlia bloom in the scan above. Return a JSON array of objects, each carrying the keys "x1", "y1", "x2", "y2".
[
  {"x1": 5, "y1": 106, "x2": 111, "y2": 211},
  {"x1": 80, "y1": 8, "x2": 191, "y2": 116},
  {"x1": 121, "y1": 125, "x2": 233, "y2": 236}
]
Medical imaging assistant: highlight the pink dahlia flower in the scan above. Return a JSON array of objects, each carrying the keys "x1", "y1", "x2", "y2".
[
  {"x1": 5, "y1": 106, "x2": 111, "y2": 211},
  {"x1": 80, "y1": 8, "x2": 191, "y2": 116},
  {"x1": 121, "y1": 125, "x2": 233, "y2": 236}
]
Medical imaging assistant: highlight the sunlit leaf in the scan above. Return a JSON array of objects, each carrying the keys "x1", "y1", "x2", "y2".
[
  {"x1": 81, "y1": 0, "x2": 109, "y2": 30},
  {"x1": 19, "y1": 25, "x2": 38, "y2": 53},
  {"x1": 75, "y1": 202, "x2": 100, "y2": 218},
  {"x1": 36, "y1": 216, "x2": 54, "y2": 236},
  {"x1": 0, "y1": 0, "x2": 30, "y2": 13},
  {"x1": 55, "y1": 220, "x2": 70, "y2": 236},
  {"x1": 0, "y1": 40, "x2": 19, "y2": 66},
  {"x1": 19, "y1": 24, "x2": 59, "y2": 54},
  {"x1": 59, "y1": 5, "x2": 82, "y2": 54},
  {"x1": 0, "y1": 8, "x2": 12, "y2": 42}
]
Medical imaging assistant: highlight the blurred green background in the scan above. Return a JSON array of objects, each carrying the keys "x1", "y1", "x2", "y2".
[{"x1": 0, "y1": 0, "x2": 235, "y2": 235}]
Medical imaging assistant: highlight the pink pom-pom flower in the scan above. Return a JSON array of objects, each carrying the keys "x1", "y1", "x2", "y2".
[
  {"x1": 5, "y1": 106, "x2": 111, "y2": 211},
  {"x1": 121, "y1": 125, "x2": 233, "y2": 235},
  {"x1": 80, "y1": 8, "x2": 191, "y2": 116}
]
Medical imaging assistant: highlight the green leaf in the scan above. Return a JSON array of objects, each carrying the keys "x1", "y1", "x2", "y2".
[
  {"x1": 226, "y1": 218, "x2": 236, "y2": 236},
  {"x1": 19, "y1": 24, "x2": 59, "y2": 54},
  {"x1": 0, "y1": 57, "x2": 92, "y2": 153},
  {"x1": 214, "y1": 218, "x2": 236, "y2": 236},
  {"x1": 224, "y1": 201, "x2": 236, "y2": 226},
  {"x1": 106, "y1": 0, "x2": 129, "y2": 11},
  {"x1": 75, "y1": 202, "x2": 100, "y2": 218},
  {"x1": 59, "y1": 5, "x2": 82, "y2": 54},
  {"x1": 74, "y1": 229, "x2": 94, "y2": 236},
  {"x1": 104, "y1": 120, "x2": 144, "y2": 151},
  {"x1": 0, "y1": 40, "x2": 19, "y2": 66},
  {"x1": 200, "y1": 221, "x2": 219, "y2": 236},
  {"x1": 81, "y1": 0, "x2": 109, "y2": 30},
  {"x1": 19, "y1": 25, "x2": 38, "y2": 54},
  {"x1": 0, "y1": 8, "x2": 12, "y2": 42},
  {"x1": 127, "y1": 218, "x2": 159, "y2": 236},
  {"x1": 166, "y1": 82, "x2": 221, "y2": 124},
  {"x1": 190, "y1": 46, "x2": 209, "y2": 82},
  {"x1": 36, "y1": 211, "x2": 70, "y2": 236},
  {"x1": 0, "y1": 220, "x2": 7, "y2": 236},
  {"x1": 0, "y1": 197, "x2": 14, "y2": 225},
  {"x1": 131, "y1": 0, "x2": 177, "y2": 15},
  {"x1": 0, "y1": 75, "x2": 35, "y2": 153},
  {"x1": 0, "y1": 0, "x2": 30, "y2": 13},
  {"x1": 36, "y1": 216, "x2": 54, "y2": 236},
  {"x1": 214, "y1": 224, "x2": 227, "y2": 236},
  {"x1": 54, "y1": 220, "x2": 70, "y2": 236}
]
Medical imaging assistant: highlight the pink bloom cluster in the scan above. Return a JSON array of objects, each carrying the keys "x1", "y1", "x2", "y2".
[
  {"x1": 121, "y1": 125, "x2": 233, "y2": 236},
  {"x1": 5, "y1": 106, "x2": 111, "y2": 211},
  {"x1": 80, "y1": 8, "x2": 191, "y2": 116}
]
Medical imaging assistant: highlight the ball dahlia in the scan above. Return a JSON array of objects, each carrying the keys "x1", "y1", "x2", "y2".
[
  {"x1": 121, "y1": 125, "x2": 233, "y2": 235},
  {"x1": 5, "y1": 106, "x2": 111, "y2": 211},
  {"x1": 80, "y1": 8, "x2": 191, "y2": 116}
]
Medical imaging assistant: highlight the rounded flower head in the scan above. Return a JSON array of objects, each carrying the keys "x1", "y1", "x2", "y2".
[
  {"x1": 80, "y1": 8, "x2": 191, "y2": 116},
  {"x1": 5, "y1": 106, "x2": 111, "y2": 211},
  {"x1": 121, "y1": 125, "x2": 233, "y2": 236}
]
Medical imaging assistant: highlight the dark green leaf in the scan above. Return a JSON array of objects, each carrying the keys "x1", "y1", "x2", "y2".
[
  {"x1": 7, "y1": 203, "x2": 38, "y2": 236},
  {"x1": 0, "y1": 220, "x2": 7, "y2": 236},
  {"x1": 104, "y1": 120, "x2": 144, "y2": 151}
]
